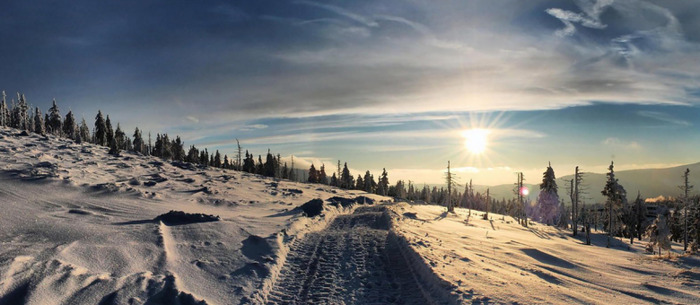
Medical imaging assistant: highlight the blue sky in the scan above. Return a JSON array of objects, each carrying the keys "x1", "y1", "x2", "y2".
[{"x1": 1, "y1": 0, "x2": 699, "y2": 185}]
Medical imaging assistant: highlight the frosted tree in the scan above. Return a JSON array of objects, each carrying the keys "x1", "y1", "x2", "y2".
[
  {"x1": 63, "y1": 111, "x2": 77, "y2": 139},
  {"x1": 79, "y1": 117, "x2": 91, "y2": 144},
  {"x1": 47, "y1": 98, "x2": 61, "y2": 135},
  {"x1": 601, "y1": 161, "x2": 627, "y2": 247},
  {"x1": 132, "y1": 127, "x2": 145, "y2": 154},
  {"x1": 94, "y1": 111, "x2": 107, "y2": 146},
  {"x1": 33, "y1": 107, "x2": 45, "y2": 135},
  {"x1": 535, "y1": 163, "x2": 560, "y2": 225},
  {"x1": 646, "y1": 210, "x2": 672, "y2": 256}
]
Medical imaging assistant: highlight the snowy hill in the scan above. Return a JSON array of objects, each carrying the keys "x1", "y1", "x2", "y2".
[
  {"x1": 0, "y1": 127, "x2": 389, "y2": 304},
  {"x1": 1, "y1": 127, "x2": 699, "y2": 305}
]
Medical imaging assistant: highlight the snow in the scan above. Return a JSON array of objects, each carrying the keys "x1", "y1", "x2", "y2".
[
  {"x1": 0, "y1": 127, "x2": 387, "y2": 304},
  {"x1": 1, "y1": 126, "x2": 699, "y2": 304},
  {"x1": 387, "y1": 202, "x2": 700, "y2": 304}
]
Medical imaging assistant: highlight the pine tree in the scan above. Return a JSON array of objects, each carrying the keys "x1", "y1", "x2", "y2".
[
  {"x1": 108, "y1": 136, "x2": 120, "y2": 156},
  {"x1": 319, "y1": 164, "x2": 328, "y2": 185},
  {"x1": 363, "y1": 170, "x2": 373, "y2": 193},
  {"x1": 341, "y1": 162, "x2": 353, "y2": 189},
  {"x1": 0, "y1": 91, "x2": 7, "y2": 127},
  {"x1": 171, "y1": 136, "x2": 185, "y2": 161},
  {"x1": 47, "y1": 99, "x2": 61, "y2": 135},
  {"x1": 63, "y1": 111, "x2": 77, "y2": 139},
  {"x1": 79, "y1": 118, "x2": 90, "y2": 144},
  {"x1": 133, "y1": 127, "x2": 145, "y2": 154},
  {"x1": 264, "y1": 149, "x2": 275, "y2": 177},
  {"x1": 647, "y1": 210, "x2": 672, "y2": 256},
  {"x1": 282, "y1": 162, "x2": 289, "y2": 179},
  {"x1": 186, "y1": 145, "x2": 198, "y2": 163},
  {"x1": 33, "y1": 107, "x2": 45, "y2": 135},
  {"x1": 114, "y1": 123, "x2": 126, "y2": 150},
  {"x1": 378, "y1": 168, "x2": 389, "y2": 196},
  {"x1": 94, "y1": 111, "x2": 107, "y2": 146},
  {"x1": 236, "y1": 139, "x2": 242, "y2": 171},
  {"x1": 214, "y1": 150, "x2": 222, "y2": 168},
  {"x1": 105, "y1": 115, "x2": 114, "y2": 147},
  {"x1": 602, "y1": 161, "x2": 627, "y2": 247},
  {"x1": 256, "y1": 155, "x2": 264, "y2": 175},
  {"x1": 223, "y1": 155, "x2": 230, "y2": 169},
  {"x1": 330, "y1": 173, "x2": 338, "y2": 187},
  {"x1": 308, "y1": 164, "x2": 318, "y2": 183},
  {"x1": 535, "y1": 162, "x2": 560, "y2": 225},
  {"x1": 355, "y1": 174, "x2": 364, "y2": 190}
]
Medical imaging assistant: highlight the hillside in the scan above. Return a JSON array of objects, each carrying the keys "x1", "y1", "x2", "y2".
[
  {"x1": 475, "y1": 163, "x2": 700, "y2": 204},
  {"x1": 0, "y1": 127, "x2": 389, "y2": 304}
]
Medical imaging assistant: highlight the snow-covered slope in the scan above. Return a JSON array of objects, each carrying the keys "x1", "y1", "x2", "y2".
[
  {"x1": 0, "y1": 127, "x2": 387, "y2": 305},
  {"x1": 388, "y1": 203, "x2": 700, "y2": 304}
]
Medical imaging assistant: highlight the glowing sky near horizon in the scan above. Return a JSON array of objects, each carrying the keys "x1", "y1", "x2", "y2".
[{"x1": 1, "y1": 0, "x2": 700, "y2": 185}]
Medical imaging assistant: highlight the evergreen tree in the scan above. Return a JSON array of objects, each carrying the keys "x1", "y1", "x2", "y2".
[
  {"x1": 308, "y1": 164, "x2": 318, "y2": 183},
  {"x1": 535, "y1": 162, "x2": 560, "y2": 225},
  {"x1": 256, "y1": 155, "x2": 264, "y2": 175},
  {"x1": 132, "y1": 127, "x2": 145, "y2": 154},
  {"x1": 647, "y1": 210, "x2": 672, "y2": 256},
  {"x1": 355, "y1": 174, "x2": 364, "y2": 190},
  {"x1": 105, "y1": 115, "x2": 114, "y2": 146},
  {"x1": 602, "y1": 161, "x2": 627, "y2": 247},
  {"x1": 47, "y1": 98, "x2": 61, "y2": 135},
  {"x1": 378, "y1": 168, "x2": 389, "y2": 196},
  {"x1": 186, "y1": 145, "x2": 199, "y2": 163},
  {"x1": 282, "y1": 162, "x2": 289, "y2": 179},
  {"x1": 63, "y1": 111, "x2": 77, "y2": 139},
  {"x1": 172, "y1": 136, "x2": 185, "y2": 161},
  {"x1": 319, "y1": 164, "x2": 328, "y2": 185},
  {"x1": 341, "y1": 162, "x2": 353, "y2": 189},
  {"x1": 223, "y1": 155, "x2": 230, "y2": 169},
  {"x1": 94, "y1": 111, "x2": 107, "y2": 146},
  {"x1": 214, "y1": 150, "x2": 222, "y2": 168},
  {"x1": 33, "y1": 107, "x2": 45, "y2": 135},
  {"x1": 264, "y1": 149, "x2": 275, "y2": 177},
  {"x1": 243, "y1": 151, "x2": 255, "y2": 173},
  {"x1": 363, "y1": 171, "x2": 374, "y2": 193},
  {"x1": 108, "y1": 137, "x2": 120, "y2": 156},
  {"x1": 330, "y1": 173, "x2": 338, "y2": 187},
  {"x1": 114, "y1": 123, "x2": 126, "y2": 150},
  {"x1": 0, "y1": 91, "x2": 7, "y2": 127},
  {"x1": 79, "y1": 117, "x2": 90, "y2": 143}
]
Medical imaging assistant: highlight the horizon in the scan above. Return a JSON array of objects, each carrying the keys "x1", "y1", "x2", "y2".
[{"x1": 2, "y1": 0, "x2": 700, "y2": 185}]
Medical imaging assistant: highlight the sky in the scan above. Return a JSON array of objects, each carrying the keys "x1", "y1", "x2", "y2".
[{"x1": 1, "y1": 0, "x2": 699, "y2": 186}]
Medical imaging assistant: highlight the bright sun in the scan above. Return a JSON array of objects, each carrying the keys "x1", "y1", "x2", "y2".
[{"x1": 462, "y1": 129, "x2": 489, "y2": 154}]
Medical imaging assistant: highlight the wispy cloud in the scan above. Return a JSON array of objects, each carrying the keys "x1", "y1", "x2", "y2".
[
  {"x1": 637, "y1": 111, "x2": 691, "y2": 126},
  {"x1": 546, "y1": 0, "x2": 612, "y2": 37},
  {"x1": 602, "y1": 137, "x2": 641, "y2": 149},
  {"x1": 295, "y1": 0, "x2": 378, "y2": 27}
]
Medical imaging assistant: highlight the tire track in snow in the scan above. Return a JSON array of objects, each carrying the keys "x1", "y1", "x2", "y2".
[{"x1": 266, "y1": 207, "x2": 433, "y2": 305}]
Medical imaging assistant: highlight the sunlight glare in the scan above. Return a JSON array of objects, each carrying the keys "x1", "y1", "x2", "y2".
[{"x1": 462, "y1": 129, "x2": 490, "y2": 154}]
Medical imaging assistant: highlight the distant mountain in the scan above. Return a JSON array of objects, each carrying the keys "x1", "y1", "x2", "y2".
[{"x1": 474, "y1": 162, "x2": 700, "y2": 204}]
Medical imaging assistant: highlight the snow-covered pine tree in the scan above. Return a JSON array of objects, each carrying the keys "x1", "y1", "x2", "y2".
[
  {"x1": 47, "y1": 98, "x2": 61, "y2": 135},
  {"x1": 535, "y1": 162, "x2": 560, "y2": 225},
  {"x1": 63, "y1": 111, "x2": 77, "y2": 139},
  {"x1": 105, "y1": 115, "x2": 114, "y2": 146},
  {"x1": 602, "y1": 161, "x2": 627, "y2": 247},
  {"x1": 114, "y1": 123, "x2": 126, "y2": 150},
  {"x1": 186, "y1": 145, "x2": 198, "y2": 163},
  {"x1": 108, "y1": 136, "x2": 120, "y2": 156},
  {"x1": 79, "y1": 117, "x2": 91, "y2": 144},
  {"x1": 94, "y1": 111, "x2": 107, "y2": 146},
  {"x1": 132, "y1": 127, "x2": 145, "y2": 154},
  {"x1": 646, "y1": 210, "x2": 672, "y2": 256},
  {"x1": 34, "y1": 107, "x2": 45, "y2": 135},
  {"x1": 172, "y1": 136, "x2": 185, "y2": 161}
]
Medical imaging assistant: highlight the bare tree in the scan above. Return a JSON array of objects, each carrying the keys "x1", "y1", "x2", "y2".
[{"x1": 680, "y1": 168, "x2": 693, "y2": 251}]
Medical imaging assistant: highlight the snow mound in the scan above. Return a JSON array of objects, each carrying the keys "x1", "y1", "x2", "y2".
[
  {"x1": 154, "y1": 210, "x2": 220, "y2": 226},
  {"x1": 297, "y1": 199, "x2": 324, "y2": 217}
]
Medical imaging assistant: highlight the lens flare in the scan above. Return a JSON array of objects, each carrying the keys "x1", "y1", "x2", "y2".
[{"x1": 520, "y1": 186, "x2": 529, "y2": 196}]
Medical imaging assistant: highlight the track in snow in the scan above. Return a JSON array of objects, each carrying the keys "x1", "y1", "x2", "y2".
[{"x1": 267, "y1": 206, "x2": 430, "y2": 305}]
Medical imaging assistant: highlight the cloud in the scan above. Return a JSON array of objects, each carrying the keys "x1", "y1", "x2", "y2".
[
  {"x1": 185, "y1": 116, "x2": 199, "y2": 124},
  {"x1": 602, "y1": 137, "x2": 641, "y2": 149},
  {"x1": 237, "y1": 124, "x2": 268, "y2": 131},
  {"x1": 546, "y1": 0, "x2": 611, "y2": 37},
  {"x1": 637, "y1": 111, "x2": 691, "y2": 126},
  {"x1": 295, "y1": 0, "x2": 378, "y2": 27}
]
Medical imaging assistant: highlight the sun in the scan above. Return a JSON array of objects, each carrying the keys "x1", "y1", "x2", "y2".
[{"x1": 462, "y1": 129, "x2": 490, "y2": 154}]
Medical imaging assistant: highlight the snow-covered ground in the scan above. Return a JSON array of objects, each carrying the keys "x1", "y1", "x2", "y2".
[
  {"x1": 1, "y1": 126, "x2": 699, "y2": 305},
  {"x1": 0, "y1": 128, "x2": 387, "y2": 304},
  {"x1": 388, "y1": 203, "x2": 700, "y2": 304}
]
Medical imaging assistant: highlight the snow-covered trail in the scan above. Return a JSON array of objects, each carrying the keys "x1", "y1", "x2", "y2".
[{"x1": 266, "y1": 206, "x2": 433, "y2": 305}]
